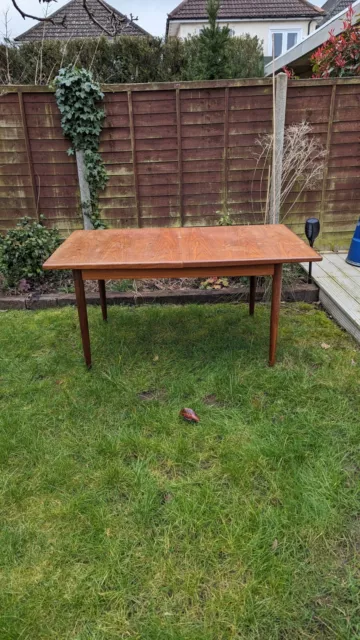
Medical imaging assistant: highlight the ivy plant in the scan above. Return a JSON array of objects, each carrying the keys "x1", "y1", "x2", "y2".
[{"x1": 54, "y1": 66, "x2": 108, "y2": 228}]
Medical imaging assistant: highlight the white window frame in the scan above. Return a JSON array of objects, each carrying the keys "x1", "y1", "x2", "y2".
[{"x1": 268, "y1": 28, "x2": 302, "y2": 57}]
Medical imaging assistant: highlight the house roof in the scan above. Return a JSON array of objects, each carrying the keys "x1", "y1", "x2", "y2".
[
  {"x1": 168, "y1": 0, "x2": 324, "y2": 21},
  {"x1": 319, "y1": 0, "x2": 351, "y2": 25},
  {"x1": 15, "y1": 0, "x2": 150, "y2": 42}
]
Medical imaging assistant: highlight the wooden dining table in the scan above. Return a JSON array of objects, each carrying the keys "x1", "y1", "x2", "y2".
[{"x1": 43, "y1": 224, "x2": 321, "y2": 369}]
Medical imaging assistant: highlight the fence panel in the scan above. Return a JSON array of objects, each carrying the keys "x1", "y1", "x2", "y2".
[{"x1": 0, "y1": 78, "x2": 359, "y2": 248}]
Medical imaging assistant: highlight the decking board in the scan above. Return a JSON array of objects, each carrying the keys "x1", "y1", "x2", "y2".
[{"x1": 302, "y1": 252, "x2": 360, "y2": 341}]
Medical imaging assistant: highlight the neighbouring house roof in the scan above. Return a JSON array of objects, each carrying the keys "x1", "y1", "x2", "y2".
[
  {"x1": 15, "y1": 0, "x2": 150, "y2": 42},
  {"x1": 168, "y1": 0, "x2": 324, "y2": 21},
  {"x1": 319, "y1": 0, "x2": 351, "y2": 25}
]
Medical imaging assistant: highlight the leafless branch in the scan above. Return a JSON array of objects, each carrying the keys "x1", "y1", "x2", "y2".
[
  {"x1": 11, "y1": 0, "x2": 138, "y2": 36},
  {"x1": 254, "y1": 122, "x2": 327, "y2": 224},
  {"x1": 82, "y1": 0, "x2": 123, "y2": 37},
  {"x1": 11, "y1": 0, "x2": 66, "y2": 27}
]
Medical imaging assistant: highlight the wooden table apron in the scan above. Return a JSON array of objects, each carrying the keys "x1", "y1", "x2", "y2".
[{"x1": 43, "y1": 226, "x2": 322, "y2": 369}]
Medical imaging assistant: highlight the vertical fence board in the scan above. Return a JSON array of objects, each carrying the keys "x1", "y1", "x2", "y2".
[
  {"x1": 320, "y1": 85, "x2": 337, "y2": 236},
  {"x1": 18, "y1": 90, "x2": 39, "y2": 220},
  {"x1": 176, "y1": 89, "x2": 184, "y2": 227}
]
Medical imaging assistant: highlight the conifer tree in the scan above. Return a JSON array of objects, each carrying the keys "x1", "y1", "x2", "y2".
[{"x1": 195, "y1": 0, "x2": 231, "y2": 80}]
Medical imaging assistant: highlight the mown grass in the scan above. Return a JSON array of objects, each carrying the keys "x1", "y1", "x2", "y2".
[{"x1": 0, "y1": 303, "x2": 359, "y2": 639}]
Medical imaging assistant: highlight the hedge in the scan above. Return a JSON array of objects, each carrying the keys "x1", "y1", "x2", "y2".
[{"x1": 0, "y1": 35, "x2": 264, "y2": 85}]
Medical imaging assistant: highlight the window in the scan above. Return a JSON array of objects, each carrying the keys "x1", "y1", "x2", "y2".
[{"x1": 269, "y1": 29, "x2": 302, "y2": 58}]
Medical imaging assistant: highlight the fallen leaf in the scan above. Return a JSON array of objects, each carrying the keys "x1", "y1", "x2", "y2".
[
  {"x1": 351, "y1": 359, "x2": 356, "y2": 367},
  {"x1": 321, "y1": 343, "x2": 331, "y2": 350},
  {"x1": 272, "y1": 539, "x2": 279, "y2": 552},
  {"x1": 162, "y1": 493, "x2": 173, "y2": 504},
  {"x1": 180, "y1": 408, "x2": 200, "y2": 423},
  {"x1": 153, "y1": 355, "x2": 159, "y2": 362}
]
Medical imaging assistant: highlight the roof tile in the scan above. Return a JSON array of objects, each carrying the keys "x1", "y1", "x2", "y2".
[
  {"x1": 169, "y1": 0, "x2": 324, "y2": 20},
  {"x1": 15, "y1": 0, "x2": 150, "y2": 42}
]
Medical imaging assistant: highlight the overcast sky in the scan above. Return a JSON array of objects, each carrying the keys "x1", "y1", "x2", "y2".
[{"x1": 1, "y1": 0, "x2": 328, "y2": 40}]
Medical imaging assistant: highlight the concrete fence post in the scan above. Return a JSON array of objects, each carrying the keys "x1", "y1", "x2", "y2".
[
  {"x1": 76, "y1": 150, "x2": 93, "y2": 230},
  {"x1": 269, "y1": 72, "x2": 288, "y2": 224}
]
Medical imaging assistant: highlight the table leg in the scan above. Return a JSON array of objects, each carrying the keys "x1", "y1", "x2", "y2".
[
  {"x1": 98, "y1": 280, "x2": 107, "y2": 321},
  {"x1": 249, "y1": 276, "x2": 256, "y2": 316},
  {"x1": 269, "y1": 264, "x2": 283, "y2": 367},
  {"x1": 73, "y1": 270, "x2": 91, "y2": 369}
]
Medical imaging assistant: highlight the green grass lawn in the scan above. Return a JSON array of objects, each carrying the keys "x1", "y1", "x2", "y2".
[{"x1": 0, "y1": 303, "x2": 359, "y2": 639}]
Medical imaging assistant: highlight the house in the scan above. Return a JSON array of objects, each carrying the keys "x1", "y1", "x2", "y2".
[
  {"x1": 166, "y1": 0, "x2": 325, "y2": 62},
  {"x1": 264, "y1": 0, "x2": 358, "y2": 76},
  {"x1": 318, "y1": 0, "x2": 352, "y2": 25},
  {"x1": 15, "y1": 0, "x2": 150, "y2": 43}
]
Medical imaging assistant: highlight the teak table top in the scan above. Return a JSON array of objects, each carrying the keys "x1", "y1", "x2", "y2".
[{"x1": 43, "y1": 225, "x2": 321, "y2": 272}]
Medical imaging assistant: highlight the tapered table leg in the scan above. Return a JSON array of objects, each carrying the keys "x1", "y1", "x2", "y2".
[
  {"x1": 249, "y1": 276, "x2": 256, "y2": 316},
  {"x1": 98, "y1": 280, "x2": 107, "y2": 321},
  {"x1": 269, "y1": 263, "x2": 283, "y2": 367},
  {"x1": 73, "y1": 270, "x2": 91, "y2": 369}
]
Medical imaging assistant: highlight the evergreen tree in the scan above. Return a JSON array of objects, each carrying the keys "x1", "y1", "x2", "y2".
[{"x1": 195, "y1": 0, "x2": 231, "y2": 80}]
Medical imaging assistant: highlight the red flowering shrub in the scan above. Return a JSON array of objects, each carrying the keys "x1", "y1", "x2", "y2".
[
  {"x1": 283, "y1": 65, "x2": 298, "y2": 79},
  {"x1": 311, "y1": 6, "x2": 360, "y2": 78}
]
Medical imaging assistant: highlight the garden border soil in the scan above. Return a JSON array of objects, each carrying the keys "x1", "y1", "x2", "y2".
[{"x1": 0, "y1": 283, "x2": 318, "y2": 310}]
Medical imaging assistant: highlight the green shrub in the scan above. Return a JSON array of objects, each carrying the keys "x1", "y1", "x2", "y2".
[
  {"x1": 0, "y1": 34, "x2": 263, "y2": 85},
  {"x1": 0, "y1": 217, "x2": 61, "y2": 288}
]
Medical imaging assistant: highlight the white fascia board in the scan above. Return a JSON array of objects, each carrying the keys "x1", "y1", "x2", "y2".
[{"x1": 265, "y1": 0, "x2": 360, "y2": 75}]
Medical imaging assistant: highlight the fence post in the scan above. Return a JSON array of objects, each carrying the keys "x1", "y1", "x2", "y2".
[
  {"x1": 127, "y1": 90, "x2": 141, "y2": 228},
  {"x1": 269, "y1": 72, "x2": 288, "y2": 224},
  {"x1": 223, "y1": 87, "x2": 230, "y2": 218},
  {"x1": 76, "y1": 150, "x2": 93, "y2": 230}
]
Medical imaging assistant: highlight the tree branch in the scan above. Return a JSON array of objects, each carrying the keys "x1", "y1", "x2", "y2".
[
  {"x1": 11, "y1": 0, "x2": 137, "y2": 37},
  {"x1": 11, "y1": 0, "x2": 66, "y2": 27},
  {"x1": 82, "y1": 0, "x2": 124, "y2": 37}
]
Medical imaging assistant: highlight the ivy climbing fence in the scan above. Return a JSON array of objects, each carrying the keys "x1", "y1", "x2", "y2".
[{"x1": 1, "y1": 77, "x2": 360, "y2": 249}]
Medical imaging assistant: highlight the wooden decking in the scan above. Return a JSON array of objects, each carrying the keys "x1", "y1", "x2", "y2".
[{"x1": 302, "y1": 252, "x2": 360, "y2": 342}]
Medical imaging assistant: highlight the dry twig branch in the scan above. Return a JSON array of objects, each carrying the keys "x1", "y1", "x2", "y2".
[
  {"x1": 254, "y1": 122, "x2": 327, "y2": 224},
  {"x1": 11, "y1": 0, "x2": 137, "y2": 36},
  {"x1": 11, "y1": 0, "x2": 66, "y2": 27}
]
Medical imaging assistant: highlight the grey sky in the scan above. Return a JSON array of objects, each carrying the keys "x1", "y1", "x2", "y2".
[{"x1": 1, "y1": 0, "x2": 328, "y2": 40}]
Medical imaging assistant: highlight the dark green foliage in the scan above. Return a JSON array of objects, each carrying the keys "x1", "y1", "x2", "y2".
[
  {"x1": 0, "y1": 34, "x2": 263, "y2": 85},
  {"x1": 0, "y1": 217, "x2": 61, "y2": 287},
  {"x1": 189, "y1": 0, "x2": 231, "y2": 80},
  {"x1": 54, "y1": 66, "x2": 108, "y2": 229},
  {"x1": 225, "y1": 34, "x2": 265, "y2": 79}
]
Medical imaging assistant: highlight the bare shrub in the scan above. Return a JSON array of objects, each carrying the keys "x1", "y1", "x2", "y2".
[{"x1": 254, "y1": 121, "x2": 327, "y2": 224}]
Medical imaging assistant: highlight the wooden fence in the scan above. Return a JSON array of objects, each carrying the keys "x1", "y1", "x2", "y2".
[{"x1": 1, "y1": 77, "x2": 359, "y2": 249}]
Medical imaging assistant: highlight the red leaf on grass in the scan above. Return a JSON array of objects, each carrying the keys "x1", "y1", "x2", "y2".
[{"x1": 180, "y1": 408, "x2": 200, "y2": 423}]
